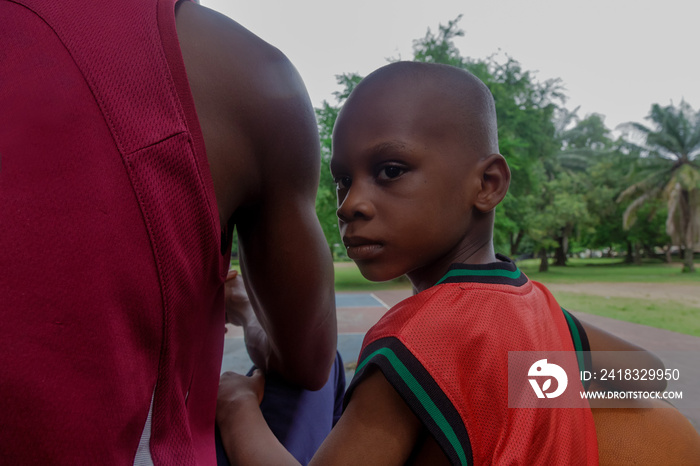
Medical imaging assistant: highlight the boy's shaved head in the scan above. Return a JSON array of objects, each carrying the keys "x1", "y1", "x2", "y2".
[
  {"x1": 339, "y1": 61, "x2": 499, "y2": 158},
  {"x1": 331, "y1": 61, "x2": 510, "y2": 288}
]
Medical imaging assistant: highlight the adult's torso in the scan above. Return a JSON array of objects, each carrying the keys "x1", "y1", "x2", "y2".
[{"x1": 0, "y1": 0, "x2": 227, "y2": 463}]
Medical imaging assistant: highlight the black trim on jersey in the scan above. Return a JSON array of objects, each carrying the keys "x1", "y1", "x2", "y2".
[
  {"x1": 562, "y1": 308, "x2": 593, "y2": 391},
  {"x1": 344, "y1": 337, "x2": 473, "y2": 466},
  {"x1": 435, "y1": 254, "x2": 528, "y2": 287}
]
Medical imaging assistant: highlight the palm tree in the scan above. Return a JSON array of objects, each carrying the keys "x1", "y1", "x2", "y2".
[{"x1": 618, "y1": 101, "x2": 700, "y2": 272}]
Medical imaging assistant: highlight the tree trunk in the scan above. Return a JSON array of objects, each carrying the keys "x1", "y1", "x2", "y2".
[
  {"x1": 554, "y1": 235, "x2": 568, "y2": 266},
  {"x1": 510, "y1": 230, "x2": 524, "y2": 257},
  {"x1": 538, "y1": 248, "x2": 549, "y2": 272},
  {"x1": 633, "y1": 243, "x2": 642, "y2": 265},
  {"x1": 682, "y1": 191, "x2": 696, "y2": 273},
  {"x1": 625, "y1": 241, "x2": 634, "y2": 264},
  {"x1": 664, "y1": 245, "x2": 672, "y2": 264},
  {"x1": 683, "y1": 247, "x2": 695, "y2": 273}
]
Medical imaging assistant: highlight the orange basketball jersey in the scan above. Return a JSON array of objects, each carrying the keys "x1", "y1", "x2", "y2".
[{"x1": 345, "y1": 256, "x2": 598, "y2": 465}]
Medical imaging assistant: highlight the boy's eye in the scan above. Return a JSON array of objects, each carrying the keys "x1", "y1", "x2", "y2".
[
  {"x1": 377, "y1": 165, "x2": 405, "y2": 181},
  {"x1": 334, "y1": 176, "x2": 352, "y2": 190}
]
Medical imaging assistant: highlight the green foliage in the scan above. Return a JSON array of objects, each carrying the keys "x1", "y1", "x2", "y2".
[
  {"x1": 409, "y1": 16, "x2": 573, "y2": 262},
  {"x1": 312, "y1": 16, "x2": 695, "y2": 271},
  {"x1": 411, "y1": 16, "x2": 466, "y2": 67},
  {"x1": 583, "y1": 149, "x2": 638, "y2": 251},
  {"x1": 315, "y1": 74, "x2": 365, "y2": 259},
  {"x1": 638, "y1": 101, "x2": 700, "y2": 161},
  {"x1": 561, "y1": 113, "x2": 612, "y2": 152},
  {"x1": 618, "y1": 101, "x2": 700, "y2": 272},
  {"x1": 315, "y1": 102, "x2": 341, "y2": 255},
  {"x1": 330, "y1": 73, "x2": 363, "y2": 104}
]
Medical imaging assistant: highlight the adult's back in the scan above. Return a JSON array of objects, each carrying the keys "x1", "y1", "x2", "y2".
[{"x1": 0, "y1": 0, "x2": 336, "y2": 463}]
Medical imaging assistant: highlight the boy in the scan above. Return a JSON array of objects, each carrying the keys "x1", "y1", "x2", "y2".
[{"x1": 218, "y1": 61, "x2": 601, "y2": 464}]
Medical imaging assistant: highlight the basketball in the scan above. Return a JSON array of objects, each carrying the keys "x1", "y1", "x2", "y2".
[{"x1": 593, "y1": 398, "x2": 700, "y2": 465}]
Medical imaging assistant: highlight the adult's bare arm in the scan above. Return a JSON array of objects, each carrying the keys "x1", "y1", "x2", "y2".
[
  {"x1": 234, "y1": 66, "x2": 337, "y2": 388},
  {"x1": 175, "y1": 2, "x2": 337, "y2": 390}
]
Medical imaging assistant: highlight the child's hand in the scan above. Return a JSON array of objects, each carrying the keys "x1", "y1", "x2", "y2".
[
  {"x1": 217, "y1": 369, "x2": 266, "y2": 427},
  {"x1": 216, "y1": 369, "x2": 301, "y2": 465},
  {"x1": 224, "y1": 269, "x2": 254, "y2": 327}
]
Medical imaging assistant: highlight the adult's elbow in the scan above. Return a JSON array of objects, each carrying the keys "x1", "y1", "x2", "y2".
[
  {"x1": 277, "y1": 341, "x2": 337, "y2": 391},
  {"x1": 297, "y1": 366, "x2": 333, "y2": 392}
]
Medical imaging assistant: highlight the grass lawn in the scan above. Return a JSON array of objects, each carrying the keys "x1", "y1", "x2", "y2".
[
  {"x1": 553, "y1": 292, "x2": 700, "y2": 337},
  {"x1": 334, "y1": 257, "x2": 700, "y2": 288},
  {"x1": 516, "y1": 257, "x2": 700, "y2": 284},
  {"x1": 333, "y1": 258, "x2": 700, "y2": 337},
  {"x1": 518, "y1": 259, "x2": 700, "y2": 336},
  {"x1": 334, "y1": 262, "x2": 411, "y2": 291}
]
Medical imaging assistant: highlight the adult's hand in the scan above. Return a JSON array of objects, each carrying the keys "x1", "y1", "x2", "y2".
[
  {"x1": 224, "y1": 269, "x2": 270, "y2": 370},
  {"x1": 224, "y1": 269, "x2": 253, "y2": 327}
]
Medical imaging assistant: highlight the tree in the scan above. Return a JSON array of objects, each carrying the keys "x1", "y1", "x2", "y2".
[
  {"x1": 411, "y1": 16, "x2": 467, "y2": 68},
  {"x1": 526, "y1": 168, "x2": 590, "y2": 271},
  {"x1": 545, "y1": 113, "x2": 614, "y2": 266},
  {"x1": 579, "y1": 139, "x2": 673, "y2": 263},
  {"x1": 315, "y1": 74, "x2": 363, "y2": 259},
  {"x1": 315, "y1": 17, "x2": 603, "y2": 269},
  {"x1": 618, "y1": 101, "x2": 700, "y2": 272},
  {"x1": 411, "y1": 17, "x2": 568, "y2": 260}
]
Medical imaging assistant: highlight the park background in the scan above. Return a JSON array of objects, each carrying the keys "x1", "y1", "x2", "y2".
[
  {"x1": 210, "y1": 1, "x2": 700, "y2": 432},
  {"x1": 216, "y1": 11, "x2": 700, "y2": 336}
]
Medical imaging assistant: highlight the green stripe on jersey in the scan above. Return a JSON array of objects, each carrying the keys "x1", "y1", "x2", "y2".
[
  {"x1": 357, "y1": 347, "x2": 469, "y2": 466},
  {"x1": 436, "y1": 267, "x2": 522, "y2": 285}
]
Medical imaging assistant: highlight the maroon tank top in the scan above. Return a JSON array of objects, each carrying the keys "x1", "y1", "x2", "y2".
[{"x1": 0, "y1": 0, "x2": 228, "y2": 463}]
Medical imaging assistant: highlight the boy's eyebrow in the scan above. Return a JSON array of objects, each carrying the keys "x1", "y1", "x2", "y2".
[
  {"x1": 368, "y1": 140, "x2": 409, "y2": 156},
  {"x1": 330, "y1": 140, "x2": 412, "y2": 174}
]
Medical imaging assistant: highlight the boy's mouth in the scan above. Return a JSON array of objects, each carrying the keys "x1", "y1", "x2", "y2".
[{"x1": 343, "y1": 236, "x2": 383, "y2": 261}]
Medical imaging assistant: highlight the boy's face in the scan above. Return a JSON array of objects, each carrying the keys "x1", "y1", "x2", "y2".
[{"x1": 331, "y1": 82, "x2": 483, "y2": 285}]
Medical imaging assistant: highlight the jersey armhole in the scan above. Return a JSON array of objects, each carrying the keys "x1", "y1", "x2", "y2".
[
  {"x1": 561, "y1": 308, "x2": 593, "y2": 391},
  {"x1": 344, "y1": 337, "x2": 473, "y2": 466}
]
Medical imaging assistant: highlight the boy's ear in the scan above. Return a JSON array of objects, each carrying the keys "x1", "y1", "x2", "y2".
[{"x1": 475, "y1": 154, "x2": 510, "y2": 213}]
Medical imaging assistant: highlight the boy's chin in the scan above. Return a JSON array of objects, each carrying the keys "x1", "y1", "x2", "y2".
[{"x1": 356, "y1": 263, "x2": 404, "y2": 283}]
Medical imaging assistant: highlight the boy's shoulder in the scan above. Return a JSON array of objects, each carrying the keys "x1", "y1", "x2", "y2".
[
  {"x1": 370, "y1": 260, "x2": 534, "y2": 337},
  {"x1": 356, "y1": 266, "x2": 575, "y2": 377}
]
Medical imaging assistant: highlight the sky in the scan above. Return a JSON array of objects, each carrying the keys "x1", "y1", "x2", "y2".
[{"x1": 201, "y1": 0, "x2": 700, "y2": 133}]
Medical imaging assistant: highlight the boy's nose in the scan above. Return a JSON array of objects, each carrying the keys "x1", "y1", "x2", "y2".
[{"x1": 336, "y1": 185, "x2": 375, "y2": 222}]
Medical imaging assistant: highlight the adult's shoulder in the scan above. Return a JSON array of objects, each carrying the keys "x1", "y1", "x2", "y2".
[
  {"x1": 176, "y1": 2, "x2": 319, "y2": 217},
  {"x1": 176, "y1": 2, "x2": 313, "y2": 127}
]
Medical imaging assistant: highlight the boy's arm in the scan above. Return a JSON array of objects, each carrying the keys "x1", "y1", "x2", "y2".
[
  {"x1": 310, "y1": 369, "x2": 423, "y2": 465},
  {"x1": 580, "y1": 321, "x2": 667, "y2": 392},
  {"x1": 217, "y1": 370, "x2": 423, "y2": 466}
]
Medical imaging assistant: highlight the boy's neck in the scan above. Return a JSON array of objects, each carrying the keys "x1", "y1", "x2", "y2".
[{"x1": 408, "y1": 238, "x2": 498, "y2": 293}]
